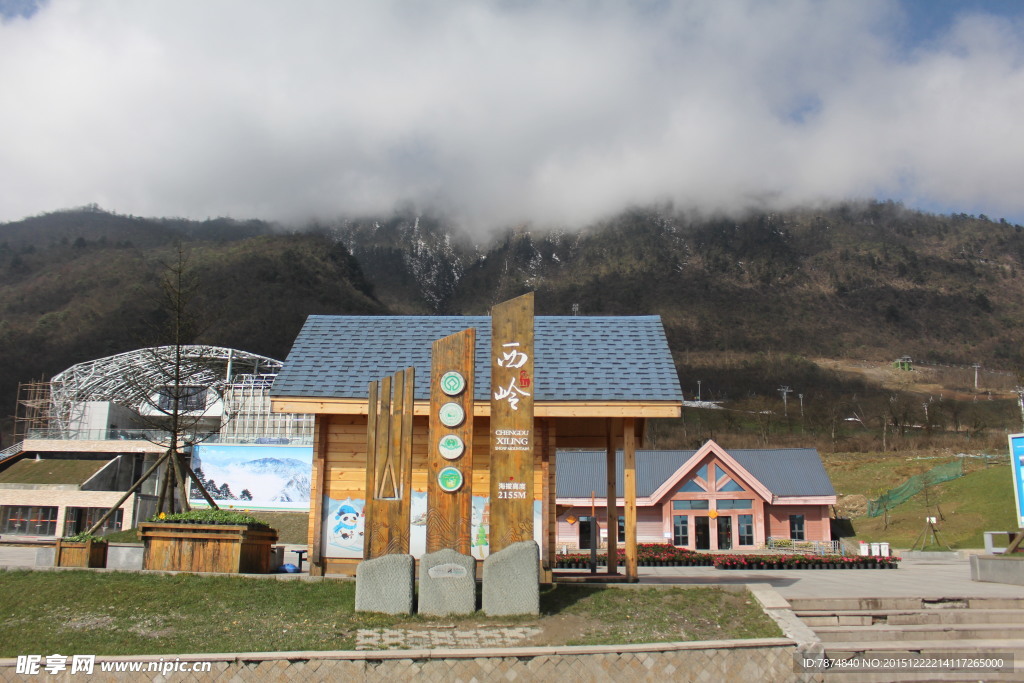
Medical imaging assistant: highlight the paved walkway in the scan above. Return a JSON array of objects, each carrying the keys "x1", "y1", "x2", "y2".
[{"x1": 632, "y1": 556, "x2": 1024, "y2": 598}]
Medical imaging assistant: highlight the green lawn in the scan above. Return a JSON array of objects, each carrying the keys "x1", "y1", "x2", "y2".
[{"x1": 0, "y1": 571, "x2": 779, "y2": 656}]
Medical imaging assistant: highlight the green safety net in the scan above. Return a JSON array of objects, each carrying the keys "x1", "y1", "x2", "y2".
[{"x1": 865, "y1": 460, "x2": 964, "y2": 517}]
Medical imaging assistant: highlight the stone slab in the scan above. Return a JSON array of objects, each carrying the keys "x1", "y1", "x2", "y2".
[
  {"x1": 355, "y1": 554, "x2": 414, "y2": 614},
  {"x1": 419, "y1": 549, "x2": 476, "y2": 616},
  {"x1": 971, "y1": 554, "x2": 1024, "y2": 586},
  {"x1": 107, "y1": 544, "x2": 144, "y2": 570},
  {"x1": 482, "y1": 540, "x2": 539, "y2": 616},
  {"x1": 35, "y1": 547, "x2": 54, "y2": 566}
]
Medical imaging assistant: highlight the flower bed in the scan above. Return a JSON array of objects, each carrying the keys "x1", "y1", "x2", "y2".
[
  {"x1": 140, "y1": 510, "x2": 278, "y2": 574},
  {"x1": 555, "y1": 543, "x2": 715, "y2": 568},
  {"x1": 713, "y1": 554, "x2": 900, "y2": 570}
]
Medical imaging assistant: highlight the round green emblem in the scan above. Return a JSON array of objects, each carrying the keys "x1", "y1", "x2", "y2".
[
  {"x1": 440, "y1": 371, "x2": 466, "y2": 396},
  {"x1": 438, "y1": 466, "x2": 464, "y2": 492},
  {"x1": 439, "y1": 402, "x2": 465, "y2": 428},
  {"x1": 438, "y1": 434, "x2": 465, "y2": 460}
]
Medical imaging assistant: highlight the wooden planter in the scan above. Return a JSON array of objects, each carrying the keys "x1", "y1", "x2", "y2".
[
  {"x1": 138, "y1": 523, "x2": 279, "y2": 574},
  {"x1": 54, "y1": 539, "x2": 108, "y2": 568}
]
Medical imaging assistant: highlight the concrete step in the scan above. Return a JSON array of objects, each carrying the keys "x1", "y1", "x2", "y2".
[
  {"x1": 797, "y1": 608, "x2": 1024, "y2": 627},
  {"x1": 814, "y1": 622, "x2": 1024, "y2": 643}
]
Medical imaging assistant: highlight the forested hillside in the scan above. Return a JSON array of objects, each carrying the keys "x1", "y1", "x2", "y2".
[{"x1": 3, "y1": 201, "x2": 1023, "y2": 448}]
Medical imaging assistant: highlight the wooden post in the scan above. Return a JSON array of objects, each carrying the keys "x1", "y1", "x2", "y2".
[
  {"x1": 489, "y1": 293, "x2": 535, "y2": 553},
  {"x1": 623, "y1": 417, "x2": 638, "y2": 581},
  {"x1": 427, "y1": 328, "x2": 476, "y2": 554},
  {"x1": 540, "y1": 418, "x2": 555, "y2": 581},
  {"x1": 308, "y1": 414, "x2": 330, "y2": 576},
  {"x1": 364, "y1": 368, "x2": 415, "y2": 559},
  {"x1": 606, "y1": 418, "x2": 619, "y2": 574}
]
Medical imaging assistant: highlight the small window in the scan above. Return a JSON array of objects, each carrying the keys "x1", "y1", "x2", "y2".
[
  {"x1": 738, "y1": 514, "x2": 754, "y2": 545},
  {"x1": 717, "y1": 499, "x2": 753, "y2": 510},
  {"x1": 679, "y1": 478, "x2": 706, "y2": 493},
  {"x1": 719, "y1": 479, "x2": 745, "y2": 492},
  {"x1": 672, "y1": 500, "x2": 710, "y2": 510},
  {"x1": 156, "y1": 386, "x2": 207, "y2": 412},
  {"x1": 617, "y1": 516, "x2": 625, "y2": 543},
  {"x1": 673, "y1": 516, "x2": 689, "y2": 546},
  {"x1": 789, "y1": 514, "x2": 805, "y2": 541}
]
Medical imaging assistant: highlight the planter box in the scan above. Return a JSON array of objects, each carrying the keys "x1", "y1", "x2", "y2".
[
  {"x1": 139, "y1": 523, "x2": 279, "y2": 574},
  {"x1": 54, "y1": 539, "x2": 107, "y2": 568}
]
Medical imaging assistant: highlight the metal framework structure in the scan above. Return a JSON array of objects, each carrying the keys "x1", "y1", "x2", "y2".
[{"x1": 43, "y1": 346, "x2": 283, "y2": 435}]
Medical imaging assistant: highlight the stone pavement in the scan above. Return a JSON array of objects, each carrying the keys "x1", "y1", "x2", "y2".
[{"x1": 356, "y1": 626, "x2": 542, "y2": 650}]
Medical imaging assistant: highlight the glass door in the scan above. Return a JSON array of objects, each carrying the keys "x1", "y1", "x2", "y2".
[
  {"x1": 717, "y1": 515, "x2": 732, "y2": 550},
  {"x1": 579, "y1": 517, "x2": 594, "y2": 549},
  {"x1": 695, "y1": 516, "x2": 710, "y2": 550}
]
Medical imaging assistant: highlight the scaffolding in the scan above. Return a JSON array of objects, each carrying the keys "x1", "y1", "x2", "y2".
[{"x1": 14, "y1": 380, "x2": 53, "y2": 442}]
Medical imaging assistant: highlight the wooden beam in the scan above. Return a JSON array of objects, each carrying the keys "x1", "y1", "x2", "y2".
[
  {"x1": 606, "y1": 417, "x2": 619, "y2": 575},
  {"x1": 271, "y1": 398, "x2": 681, "y2": 419},
  {"x1": 623, "y1": 417, "x2": 638, "y2": 582}
]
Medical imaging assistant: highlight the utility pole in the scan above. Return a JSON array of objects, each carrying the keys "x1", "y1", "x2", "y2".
[
  {"x1": 778, "y1": 386, "x2": 792, "y2": 417},
  {"x1": 973, "y1": 363, "x2": 981, "y2": 391},
  {"x1": 697, "y1": 380, "x2": 702, "y2": 402},
  {"x1": 1016, "y1": 387, "x2": 1024, "y2": 432}
]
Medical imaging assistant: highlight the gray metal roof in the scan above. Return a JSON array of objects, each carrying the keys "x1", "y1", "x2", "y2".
[
  {"x1": 270, "y1": 315, "x2": 682, "y2": 402},
  {"x1": 556, "y1": 448, "x2": 835, "y2": 500}
]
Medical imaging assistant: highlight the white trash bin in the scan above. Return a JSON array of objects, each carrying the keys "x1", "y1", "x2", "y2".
[
  {"x1": 870, "y1": 542, "x2": 881, "y2": 556},
  {"x1": 879, "y1": 542, "x2": 890, "y2": 557},
  {"x1": 859, "y1": 541, "x2": 870, "y2": 556}
]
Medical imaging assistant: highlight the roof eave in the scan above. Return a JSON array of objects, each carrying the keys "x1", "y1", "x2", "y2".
[{"x1": 270, "y1": 397, "x2": 682, "y2": 418}]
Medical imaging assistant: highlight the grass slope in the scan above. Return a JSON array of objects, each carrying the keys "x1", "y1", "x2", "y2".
[{"x1": 828, "y1": 454, "x2": 1018, "y2": 549}]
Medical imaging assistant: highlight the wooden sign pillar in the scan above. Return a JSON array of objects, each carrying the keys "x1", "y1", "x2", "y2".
[
  {"x1": 426, "y1": 328, "x2": 476, "y2": 554},
  {"x1": 363, "y1": 367, "x2": 415, "y2": 559},
  {"x1": 489, "y1": 292, "x2": 535, "y2": 553}
]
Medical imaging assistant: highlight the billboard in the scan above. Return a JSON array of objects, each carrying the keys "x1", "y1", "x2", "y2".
[
  {"x1": 1008, "y1": 433, "x2": 1024, "y2": 528},
  {"x1": 189, "y1": 443, "x2": 313, "y2": 511}
]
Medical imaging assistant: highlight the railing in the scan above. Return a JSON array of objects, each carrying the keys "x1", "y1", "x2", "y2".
[
  {"x1": 27, "y1": 428, "x2": 168, "y2": 442},
  {"x1": 765, "y1": 538, "x2": 842, "y2": 555},
  {"x1": 23, "y1": 428, "x2": 314, "y2": 446},
  {"x1": 0, "y1": 441, "x2": 24, "y2": 463}
]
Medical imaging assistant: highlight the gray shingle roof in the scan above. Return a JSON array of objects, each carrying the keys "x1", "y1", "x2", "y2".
[
  {"x1": 556, "y1": 448, "x2": 835, "y2": 500},
  {"x1": 270, "y1": 315, "x2": 682, "y2": 402}
]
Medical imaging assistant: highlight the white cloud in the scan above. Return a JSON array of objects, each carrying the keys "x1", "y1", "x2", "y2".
[{"x1": 0, "y1": 0, "x2": 1022, "y2": 230}]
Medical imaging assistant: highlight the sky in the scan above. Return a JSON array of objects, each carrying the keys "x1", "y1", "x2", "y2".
[{"x1": 1, "y1": 0, "x2": 1023, "y2": 231}]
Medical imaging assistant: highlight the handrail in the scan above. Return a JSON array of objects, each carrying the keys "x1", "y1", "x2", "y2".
[{"x1": 0, "y1": 441, "x2": 24, "y2": 462}]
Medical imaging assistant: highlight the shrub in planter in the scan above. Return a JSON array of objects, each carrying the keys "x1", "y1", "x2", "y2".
[
  {"x1": 140, "y1": 509, "x2": 278, "y2": 574},
  {"x1": 54, "y1": 533, "x2": 108, "y2": 568}
]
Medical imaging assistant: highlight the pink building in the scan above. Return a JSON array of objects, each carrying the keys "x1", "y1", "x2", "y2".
[{"x1": 556, "y1": 440, "x2": 836, "y2": 552}]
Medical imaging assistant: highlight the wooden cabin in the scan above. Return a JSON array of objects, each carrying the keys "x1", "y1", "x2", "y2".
[{"x1": 269, "y1": 314, "x2": 683, "y2": 580}]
